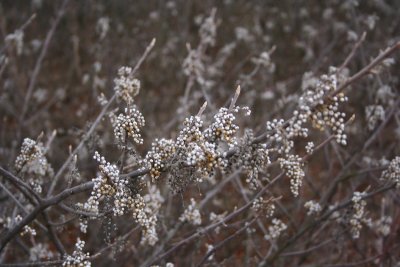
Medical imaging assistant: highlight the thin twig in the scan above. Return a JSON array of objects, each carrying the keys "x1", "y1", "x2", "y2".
[
  {"x1": 47, "y1": 38, "x2": 156, "y2": 196},
  {"x1": 19, "y1": 0, "x2": 69, "y2": 129}
]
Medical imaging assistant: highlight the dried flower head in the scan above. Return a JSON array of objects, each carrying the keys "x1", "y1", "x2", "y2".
[
  {"x1": 62, "y1": 238, "x2": 91, "y2": 267},
  {"x1": 114, "y1": 66, "x2": 141, "y2": 103},
  {"x1": 114, "y1": 107, "x2": 145, "y2": 144},
  {"x1": 380, "y1": 156, "x2": 400, "y2": 187},
  {"x1": 179, "y1": 198, "x2": 202, "y2": 226}
]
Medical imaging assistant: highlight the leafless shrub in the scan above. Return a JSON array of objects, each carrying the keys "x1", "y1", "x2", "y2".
[{"x1": 0, "y1": 1, "x2": 400, "y2": 266}]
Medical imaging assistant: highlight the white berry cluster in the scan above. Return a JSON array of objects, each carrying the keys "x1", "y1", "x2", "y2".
[
  {"x1": 177, "y1": 116, "x2": 204, "y2": 146},
  {"x1": 204, "y1": 107, "x2": 240, "y2": 144},
  {"x1": 144, "y1": 138, "x2": 176, "y2": 180},
  {"x1": 5, "y1": 29, "x2": 24, "y2": 55},
  {"x1": 62, "y1": 238, "x2": 91, "y2": 267},
  {"x1": 13, "y1": 215, "x2": 37, "y2": 237},
  {"x1": 350, "y1": 191, "x2": 367, "y2": 239},
  {"x1": 264, "y1": 218, "x2": 287, "y2": 241},
  {"x1": 114, "y1": 66, "x2": 140, "y2": 103},
  {"x1": 84, "y1": 152, "x2": 120, "y2": 214},
  {"x1": 199, "y1": 9, "x2": 217, "y2": 46},
  {"x1": 145, "y1": 106, "x2": 250, "y2": 191},
  {"x1": 298, "y1": 68, "x2": 348, "y2": 146},
  {"x1": 185, "y1": 141, "x2": 220, "y2": 181},
  {"x1": 251, "y1": 51, "x2": 276, "y2": 73},
  {"x1": 365, "y1": 105, "x2": 385, "y2": 131},
  {"x1": 380, "y1": 156, "x2": 400, "y2": 187},
  {"x1": 179, "y1": 198, "x2": 202, "y2": 226},
  {"x1": 79, "y1": 218, "x2": 88, "y2": 234},
  {"x1": 304, "y1": 200, "x2": 321, "y2": 216},
  {"x1": 114, "y1": 107, "x2": 145, "y2": 144},
  {"x1": 279, "y1": 154, "x2": 305, "y2": 197},
  {"x1": 140, "y1": 185, "x2": 164, "y2": 245},
  {"x1": 182, "y1": 48, "x2": 204, "y2": 79},
  {"x1": 15, "y1": 138, "x2": 53, "y2": 193},
  {"x1": 305, "y1": 142, "x2": 314, "y2": 155},
  {"x1": 29, "y1": 243, "x2": 54, "y2": 261},
  {"x1": 131, "y1": 194, "x2": 159, "y2": 246},
  {"x1": 371, "y1": 216, "x2": 392, "y2": 236},
  {"x1": 265, "y1": 119, "x2": 296, "y2": 155},
  {"x1": 233, "y1": 130, "x2": 271, "y2": 189},
  {"x1": 252, "y1": 197, "x2": 275, "y2": 218}
]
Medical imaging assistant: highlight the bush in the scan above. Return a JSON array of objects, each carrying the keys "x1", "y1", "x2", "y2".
[{"x1": 0, "y1": 1, "x2": 399, "y2": 266}]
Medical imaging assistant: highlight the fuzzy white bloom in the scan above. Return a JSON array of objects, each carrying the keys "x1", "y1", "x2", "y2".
[
  {"x1": 13, "y1": 215, "x2": 36, "y2": 237},
  {"x1": 62, "y1": 238, "x2": 91, "y2": 267},
  {"x1": 15, "y1": 138, "x2": 53, "y2": 183},
  {"x1": 305, "y1": 142, "x2": 315, "y2": 154},
  {"x1": 350, "y1": 191, "x2": 367, "y2": 239},
  {"x1": 180, "y1": 198, "x2": 202, "y2": 226},
  {"x1": 372, "y1": 216, "x2": 392, "y2": 236},
  {"x1": 29, "y1": 243, "x2": 54, "y2": 261},
  {"x1": 264, "y1": 218, "x2": 287, "y2": 241},
  {"x1": 279, "y1": 154, "x2": 304, "y2": 197},
  {"x1": 96, "y1": 17, "x2": 110, "y2": 40},
  {"x1": 365, "y1": 105, "x2": 385, "y2": 131},
  {"x1": 5, "y1": 30, "x2": 24, "y2": 55},
  {"x1": 114, "y1": 66, "x2": 141, "y2": 103},
  {"x1": 381, "y1": 156, "x2": 400, "y2": 187},
  {"x1": 304, "y1": 200, "x2": 321, "y2": 215},
  {"x1": 252, "y1": 197, "x2": 275, "y2": 218},
  {"x1": 114, "y1": 107, "x2": 145, "y2": 144}
]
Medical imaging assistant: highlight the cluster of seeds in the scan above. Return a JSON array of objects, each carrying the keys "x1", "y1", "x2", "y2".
[
  {"x1": 279, "y1": 154, "x2": 305, "y2": 197},
  {"x1": 264, "y1": 218, "x2": 287, "y2": 241},
  {"x1": 365, "y1": 105, "x2": 385, "y2": 131},
  {"x1": 380, "y1": 156, "x2": 400, "y2": 187},
  {"x1": 204, "y1": 107, "x2": 240, "y2": 144},
  {"x1": 144, "y1": 138, "x2": 176, "y2": 180},
  {"x1": 265, "y1": 119, "x2": 296, "y2": 155},
  {"x1": 144, "y1": 105, "x2": 250, "y2": 192},
  {"x1": 114, "y1": 107, "x2": 145, "y2": 144},
  {"x1": 85, "y1": 152, "x2": 143, "y2": 217},
  {"x1": 179, "y1": 198, "x2": 202, "y2": 226},
  {"x1": 62, "y1": 238, "x2": 91, "y2": 267},
  {"x1": 230, "y1": 130, "x2": 271, "y2": 189},
  {"x1": 114, "y1": 66, "x2": 140, "y2": 103},
  {"x1": 177, "y1": 116, "x2": 204, "y2": 146},
  {"x1": 371, "y1": 216, "x2": 392, "y2": 236},
  {"x1": 350, "y1": 191, "x2": 367, "y2": 239},
  {"x1": 15, "y1": 138, "x2": 53, "y2": 193},
  {"x1": 12, "y1": 215, "x2": 37, "y2": 237},
  {"x1": 299, "y1": 70, "x2": 349, "y2": 146},
  {"x1": 15, "y1": 138, "x2": 52, "y2": 176},
  {"x1": 310, "y1": 93, "x2": 348, "y2": 145},
  {"x1": 85, "y1": 153, "x2": 160, "y2": 245},
  {"x1": 83, "y1": 152, "x2": 121, "y2": 214},
  {"x1": 131, "y1": 194, "x2": 159, "y2": 246},
  {"x1": 305, "y1": 142, "x2": 315, "y2": 154},
  {"x1": 304, "y1": 200, "x2": 321, "y2": 216},
  {"x1": 252, "y1": 197, "x2": 275, "y2": 218}
]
